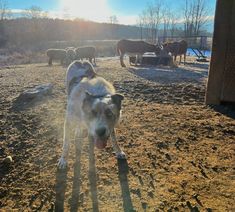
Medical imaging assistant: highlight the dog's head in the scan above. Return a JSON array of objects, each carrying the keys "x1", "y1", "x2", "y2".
[{"x1": 82, "y1": 92, "x2": 124, "y2": 149}]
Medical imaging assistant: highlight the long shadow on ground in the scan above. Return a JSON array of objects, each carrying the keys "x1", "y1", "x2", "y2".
[
  {"x1": 70, "y1": 135, "x2": 100, "y2": 212},
  {"x1": 55, "y1": 135, "x2": 83, "y2": 212},
  {"x1": 184, "y1": 62, "x2": 209, "y2": 70},
  {"x1": 128, "y1": 66, "x2": 208, "y2": 84},
  {"x1": 55, "y1": 167, "x2": 68, "y2": 211},
  {"x1": 113, "y1": 66, "x2": 207, "y2": 105},
  {"x1": 69, "y1": 141, "x2": 82, "y2": 212},
  {"x1": 114, "y1": 80, "x2": 205, "y2": 105},
  {"x1": 54, "y1": 140, "x2": 136, "y2": 212},
  {"x1": 117, "y1": 159, "x2": 134, "y2": 211},
  {"x1": 210, "y1": 104, "x2": 235, "y2": 120},
  {"x1": 88, "y1": 136, "x2": 99, "y2": 211}
]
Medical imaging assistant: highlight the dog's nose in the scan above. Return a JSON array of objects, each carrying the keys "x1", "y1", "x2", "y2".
[{"x1": 96, "y1": 127, "x2": 106, "y2": 137}]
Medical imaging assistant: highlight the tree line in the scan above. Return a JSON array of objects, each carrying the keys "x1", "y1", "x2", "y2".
[
  {"x1": 0, "y1": 0, "x2": 212, "y2": 49},
  {"x1": 138, "y1": 0, "x2": 211, "y2": 43}
]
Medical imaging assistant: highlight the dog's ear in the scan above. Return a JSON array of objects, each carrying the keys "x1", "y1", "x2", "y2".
[
  {"x1": 111, "y1": 94, "x2": 124, "y2": 110},
  {"x1": 83, "y1": 61, "x2": 96, "y2": 78}
]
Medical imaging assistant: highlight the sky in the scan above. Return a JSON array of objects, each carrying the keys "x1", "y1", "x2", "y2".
[{"x1": 7, "y1": 0, "x2": 216, "y2": 25}]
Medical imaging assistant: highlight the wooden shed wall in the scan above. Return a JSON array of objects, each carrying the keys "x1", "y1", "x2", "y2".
[{"x1": 205, "y1": 0, "x2": 235, "y2": 104}]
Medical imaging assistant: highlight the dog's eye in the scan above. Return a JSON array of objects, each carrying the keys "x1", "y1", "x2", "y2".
[{"x1": 105, "y1": 109, "x2": 113, "y2": 118}]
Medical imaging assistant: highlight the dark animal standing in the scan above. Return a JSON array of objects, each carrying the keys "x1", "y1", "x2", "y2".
[
  {"x1": 65, "y1": 47, "x2": 76, "y2": 65},
  {"x1": 116, "y1": 39, "x2": 162, "y2": 67},
  {"x1": 163, "y1": 40, "x2": 188, "y2": 64},
  {"x1": 46, "y1": 49, "x2": 67, "y2": 66},
  {"x1": 75, "y1": 46, "x2": 96, "y2": 64}
]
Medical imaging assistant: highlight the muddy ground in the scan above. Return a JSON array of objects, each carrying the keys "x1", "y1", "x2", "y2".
[{"x1": 0, "y1": 58, "x2": 234, "y2": 211}]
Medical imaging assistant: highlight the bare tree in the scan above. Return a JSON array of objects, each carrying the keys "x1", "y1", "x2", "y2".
[
  {"x1": 0, "y1": 0, "x2": 11, "y2": 20},
  {"x1": 109, "y1": 15, "x2": 118, "y2": 39},
  {"x1": 0, "y1": 0, "x2": 11, "y2": 46},
  {"x1": 24, "y1": 5, "x2": 47, "y2": 19},
  {"x1": 22, "y1": 6, "x2": 48, "y2": 44},
  {"x1": 137, "y1": 14, "x2": 144, "y2": 40},
  {"x1": 109, "y1": 15, "x2": 118, "y2": 24},
  {"x1": 183, "y1": 0, "x2": 209, "y2": 37},
  {"x1": 169, "y1": 12, "x2": 178, "y2": 38},
  {"x1": 193, "y1": 0, "x2": 209, "y2": 35},
  {"x1": 162, "y1": 7, "x2": 171, "y2": 41},
  {"x1": 183, "y1": 0, "x2": 192, "y2": 36},
  {"x1": 139, "y1": 0, "x2": 163, "y2": 43},
  {"x1": 0, "y1": 0, "x2": 7, "y2": 21}
]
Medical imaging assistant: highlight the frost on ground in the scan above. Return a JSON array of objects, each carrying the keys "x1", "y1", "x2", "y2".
[{"x1": 0, "y1": 57, "x2": 234, "y2": 211}]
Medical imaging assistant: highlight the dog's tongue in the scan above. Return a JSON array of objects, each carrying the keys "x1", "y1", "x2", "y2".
[{"x1": 94, "y1": 138, "x2": 107, "y2": 149}]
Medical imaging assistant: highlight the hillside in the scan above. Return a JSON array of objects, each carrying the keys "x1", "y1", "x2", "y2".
[{"x1": 0, "y1": 18, "x2": 213, "y2": 49}]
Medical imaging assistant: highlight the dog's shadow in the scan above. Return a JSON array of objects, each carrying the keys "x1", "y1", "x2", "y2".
[
  {"x1": 55, "y1": 165, "x2": 68, "y2": 211},
  {"x1": 88, "y1": 136, "x2": 99, "y2": 211},
  {"x1": 54, "y1": 137, "x2": 99, "y2": 212},
  {"x1": 55, "y1": 139, "x2": 134, "y2": 212},
  {"x1": 117, "y1": 159, "x2": 134, "y2": 211},
  {"x1": 68, "y1": 136, "x2": 99, "y2": 212},
  {"x1": 69, "y1": 142, "x2": 83, "y2": 212}
]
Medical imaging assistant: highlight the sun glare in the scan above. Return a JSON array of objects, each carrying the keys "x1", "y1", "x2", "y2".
[{"x1": 59, "y1": 0, "x2": 112, "y2": 22}]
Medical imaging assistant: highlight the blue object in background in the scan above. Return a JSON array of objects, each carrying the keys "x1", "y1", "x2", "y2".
[{"x1": 187, "y1": 48, "x2": 211, "y2": 57}]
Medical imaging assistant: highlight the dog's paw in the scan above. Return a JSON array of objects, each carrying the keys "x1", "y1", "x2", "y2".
[
  {"x1": 116, "y1": 151, "x2": 126, "y2": 159},
  {"x1": 57, "y1": 157, "x2": 67, "y2": 169}
]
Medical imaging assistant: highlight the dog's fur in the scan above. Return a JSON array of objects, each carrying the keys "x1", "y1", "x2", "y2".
[{"x1": 58, "y1": 61, "x2": 125, "y2": 169}]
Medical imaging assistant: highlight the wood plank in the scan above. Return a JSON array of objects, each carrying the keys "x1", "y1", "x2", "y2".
[
  {"x1": 221, "y1": 1, "x2": 235, "y2": 102},
  {"x1": 205, "y1": 0, "x2": 233, "y2": 104}
]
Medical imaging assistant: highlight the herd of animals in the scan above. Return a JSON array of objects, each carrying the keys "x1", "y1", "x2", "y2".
[
  {"x1": 46, "y1": 39, "x2": 188, "y2": 67},
  {"x1": 46, "y1": 46, "x2": 96, "y2": 66}
]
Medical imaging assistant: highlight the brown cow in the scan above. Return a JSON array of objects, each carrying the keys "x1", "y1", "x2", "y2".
[
  {"x1": 117, "y1": 39, "x2": 162, "y2": 67},
  {"x1": 46, "y1": 49, "x2": 67, "y2": 66},
  {"x1": 75, "y1": 46, "x2": 96, "y2": 64},
  {"x1": 163, "y1": 40, "x2": 188, "y2": 64}
]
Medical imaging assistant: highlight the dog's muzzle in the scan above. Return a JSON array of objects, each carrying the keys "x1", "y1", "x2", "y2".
[
  {"x1": 94, "y1": 127, "x2": 109, "y2": 149},
  {"x1": 94, "y1": 137, "x2": 108, "y2": 149}
]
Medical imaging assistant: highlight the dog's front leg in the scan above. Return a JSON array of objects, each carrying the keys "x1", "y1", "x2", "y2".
[
  {"x1": 58, "y1": 114, "x2": 76, "y2": 169},
  {"x1": 74, "y1": 127, "x2": 86, "y2": 153},
  {"x1": 111, "y1": 130, "x2": 126, "y2": 159}
]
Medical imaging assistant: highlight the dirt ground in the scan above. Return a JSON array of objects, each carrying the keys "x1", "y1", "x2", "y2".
[{"x1": 0, "y1": 57, "x2": 234, "y2": 211}]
